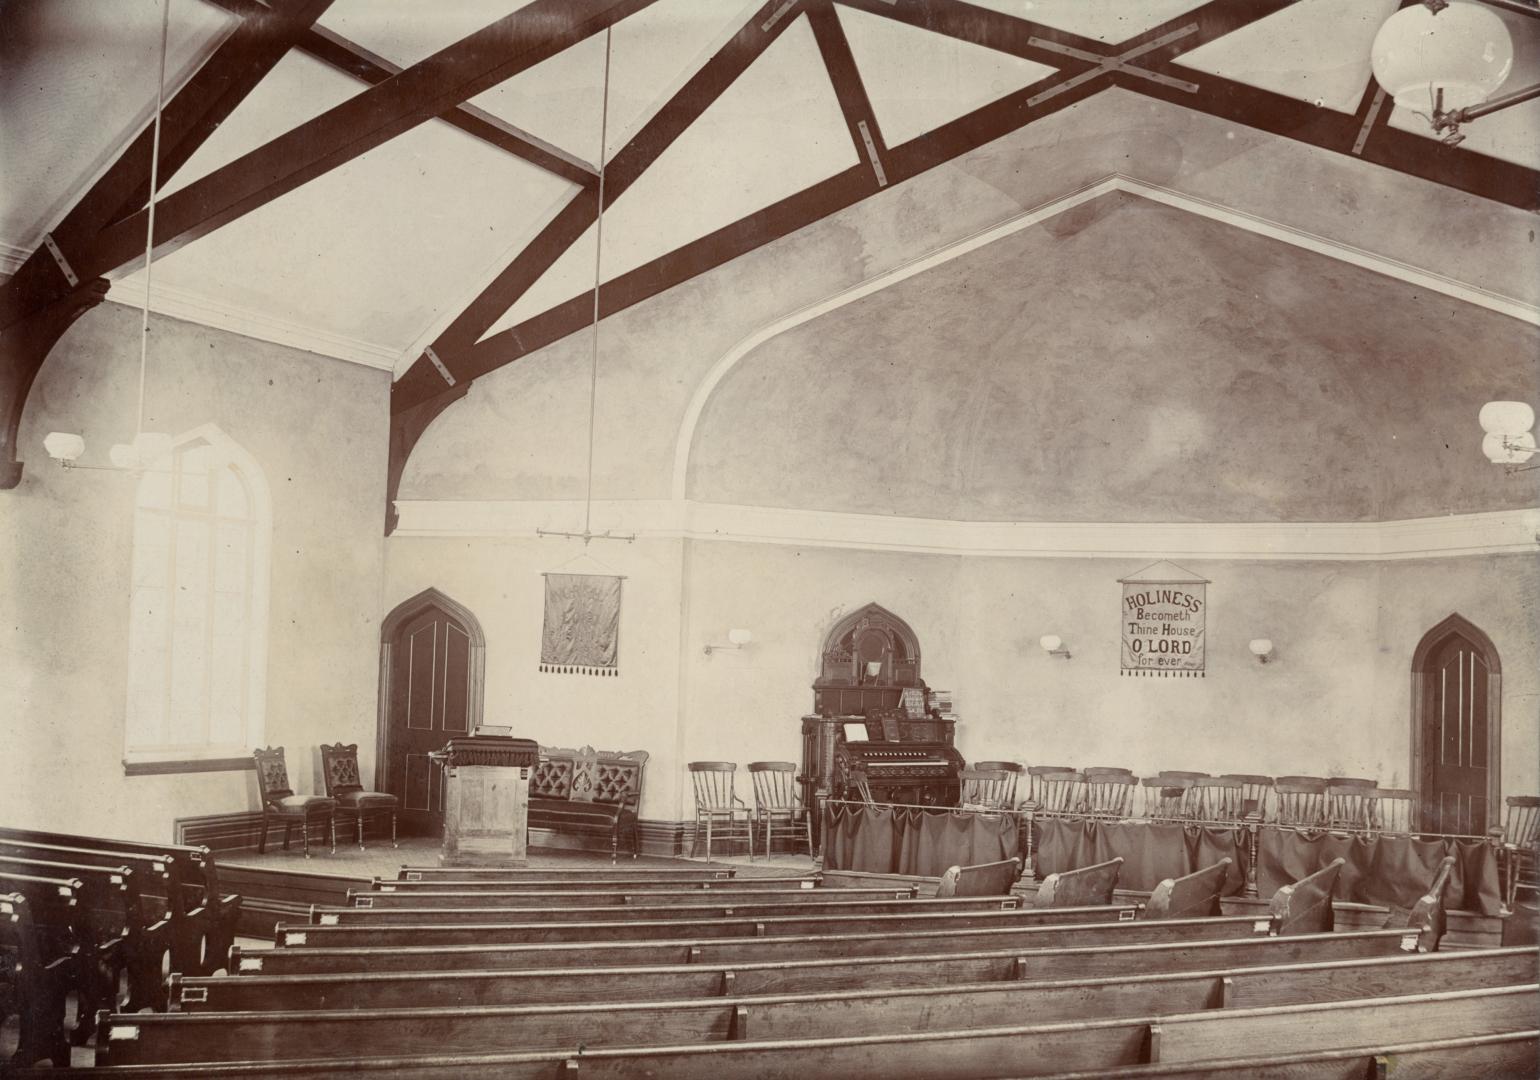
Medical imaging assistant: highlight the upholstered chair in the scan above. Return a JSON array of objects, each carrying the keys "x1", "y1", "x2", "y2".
[
  {"x1": 254, "y1": 746, "x2": 336, "y2": 857},
  {"x1": 320, "y1": 742, "x2": 399, "y2": 850}
]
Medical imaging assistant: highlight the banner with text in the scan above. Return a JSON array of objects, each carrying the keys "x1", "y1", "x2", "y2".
[{"x1": 1119, "y1": 562, "x2": 1208, "y2": 678}]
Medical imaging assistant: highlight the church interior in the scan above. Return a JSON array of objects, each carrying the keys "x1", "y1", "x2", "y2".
[{"x1": 2, "y1": 0, "x2": 1539, "y2": 1075}]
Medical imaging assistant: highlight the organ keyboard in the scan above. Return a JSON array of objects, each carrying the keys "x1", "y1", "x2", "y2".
[{"x1": 830, "y1": 712, "x2": 964, "y2": 807}]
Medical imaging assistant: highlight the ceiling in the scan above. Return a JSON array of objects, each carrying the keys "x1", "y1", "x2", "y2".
[{"x1": 2, "y1": 0, "x2": 1538, "y2": 523}]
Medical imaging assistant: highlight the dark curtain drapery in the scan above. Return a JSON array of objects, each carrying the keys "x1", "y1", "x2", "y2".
[
  {"x1": 822, "y1": 803, "x2": 1019, "y2": 878},
  {"x1": 1255, "y1": 828, "x2": 1501, "y2": 916},
  {"x1": 1034, "y1": 818, "x2": 1250, "y2": 894}
]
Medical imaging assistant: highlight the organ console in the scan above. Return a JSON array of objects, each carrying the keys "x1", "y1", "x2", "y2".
[{"x1": 800, "y1": 604, "x2": 965, "y2": 844}]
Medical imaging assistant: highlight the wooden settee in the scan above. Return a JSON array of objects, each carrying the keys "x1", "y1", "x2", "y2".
[{"x1": 527, "y1": 746, "x2": 648, "y2": 861}]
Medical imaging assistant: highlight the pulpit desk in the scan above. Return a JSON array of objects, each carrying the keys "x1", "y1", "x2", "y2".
[{"x1": 430, "y1": 735, "x2": 541, "y2": 866}]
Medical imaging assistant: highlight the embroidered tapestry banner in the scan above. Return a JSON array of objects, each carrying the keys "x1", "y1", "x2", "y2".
[
  {"x1": 540, "y1": 572, "x2": 621, "y2": 676},
  {"x1": 1119, "y1": 561, "x2": 1208, "y2": 678}
]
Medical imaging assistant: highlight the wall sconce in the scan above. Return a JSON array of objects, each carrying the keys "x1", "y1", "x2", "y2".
[
  {"x1": 43, "y1": 430, "x2": 172, "y2": 473},
  {"x1": 703, "y1": 628, "x2": 753, "y2": 656},
  {"x1": 1249, "y1": 639, "x2": 1275, "y2": 664},
  {"x1": 1479, "y1": 401, "x2": 1537, "y2": 474},
  {"x1": 1039, "y1": 634, "x2": 1071, "y2": 660}
]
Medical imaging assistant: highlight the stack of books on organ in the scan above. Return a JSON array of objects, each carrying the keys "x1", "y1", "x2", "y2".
[{"x1": 929, "y1": 689, "x2": 955, "y2": 720}]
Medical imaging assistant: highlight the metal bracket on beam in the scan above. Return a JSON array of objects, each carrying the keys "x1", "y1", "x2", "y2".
[
  {"x1": 1028, "y1": 25, "x2": 1200, "y2": 108},
  {"x1": 423, "y1": 346, "x2": 456, "y2": 387},
  {"x1": 41, "y1": 234, "x2": 80, "y2": 287},
  {"x1": 1353, "y1": 89, "x2": 1388, "y2": 156},
  {"x1": 762, "y1": 1, "x2": 795, "y2": 32},
  {"x1": 857, "y1": 121, "x2": 888, "y2": 187}
]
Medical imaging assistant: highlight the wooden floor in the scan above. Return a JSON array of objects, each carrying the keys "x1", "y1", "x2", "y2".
[{"x1": 220, "y1": 835, "x2": 817, "y2": 880}]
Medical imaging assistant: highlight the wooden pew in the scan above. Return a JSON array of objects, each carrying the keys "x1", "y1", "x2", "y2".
[
  {"x1": 190, "y1": 927, "x2": 1427, "y2": 1011},
  {"x1": 374, "y1": 874, "x2": 807, "y2": 893},
  {"x1": 1023, "y1": 1031, "x2": 1540, "y2": 1080},
  {"x1": 1146, "y1": 860, "x2": 1231, "y2": 920},
  {"x1": 287, "y1": 907, "x2": 1143, "y2": 948},
  {"x1": 18, "y1": 984, "x2": 1532, "y2": 1078},
  {"x1": 104, "y1": 948, "x2": 1538, "y2": 1065},
  {"x1": 1267, "y1": 856, "x2": 1343, "y2": 935},
  {"x1": 345, "y1": 885, "x2": 915, "y2": 909},
  {"x1": 0, "y1": 891, "x2": 73, "y2": 1068},
  {"x1": 0, "y1": 854, "x2": 168, "y2": 1012},
  {"x1": 937, "y1": 857, "x2": 1020, "y2": 898},
  {"x1": 0, "y1": 868, "x2": 117, "y2": 1046},
  {"x1": 0, "y1": 827, "x2": 240, "y2": 976},
  {"x1": 0, "y1": 836, "x2": 202, "y2": 977},
  {"x1": 1037, "y1": 857, "x2": 1122, "y2": 908},
  {"x1": 394, "y1": 865, "x2": 738, "y2": 882},
  {"x1": 238, "y1": 915, "x2": 1398, "y2": 980},
  {"x1": 315, "y1": 894, "x2": 1049, "y2": 924},
  {"x1": 1389, "y1": 854, "x2": 1455, "y2": 952}
]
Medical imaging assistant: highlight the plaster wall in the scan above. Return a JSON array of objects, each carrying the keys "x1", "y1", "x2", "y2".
[
  {"x1": 2, "y1": 302, "x2": 388, "y2": 841},
  {"x1": 380, "y1": 536, "x2": 687, "y2": 822}
]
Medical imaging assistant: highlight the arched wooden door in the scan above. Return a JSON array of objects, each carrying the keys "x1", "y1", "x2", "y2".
[
  {"x1": 1411, "y1": 614, "x2": 1501, "y2": 836},
  {"x1": 377, "y1": 589, "x2": 485, "y2": 836}
]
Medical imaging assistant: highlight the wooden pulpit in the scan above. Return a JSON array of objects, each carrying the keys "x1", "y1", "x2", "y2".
[{"x1": 430, "y1": 732, "x2": 541, "y2": 866}]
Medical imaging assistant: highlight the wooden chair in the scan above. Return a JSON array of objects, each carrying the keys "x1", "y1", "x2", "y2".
[
  {"x1": 1022, "y1": 765, "x2": 1076, "y2": 811},
  {"x1": 1156, "y1": 770, "x2": 1209, "y2": 781},
  {"x1": 747, "y1": 761, "x2": 812, "y2": 859},
  {"x1": 1275, "y1": 777, "x2": 1329, "y2": 829},
  {"x1": 319, "y1": 743, "x2": 398, "y2": 851},
  {"x1": 1220, "y1": 773, "x2": 1274, "y2": 822},
  {"x1": 1326, "y1": 778, "x2": 1379, "y2": 831},
  {"x1": 1031, "y1": 770, "x2": 1084, "y2": 817},
  {"x1": 959, "y1": 767, "x2": 1014, "y2": 811},
  {"x1": 1360, "y1": 788, "x2": 1417, "y2": 836},
  {"x1": 1499, "y1": 795, "x2": 1540, "y2": 911},
  {"x1": 1141, "y1": 775, "x2": 1192, "y2": 821},
  {"x1": 936, "y1": 857, "x2": 1020, "y2": 898},
  {"x1": 1190, "y1": 776, "x2": 1245, "y2": 823},
  {"x1": 253, "y1": 747, "x2": 335, "y2": 857},
  {"x1": 688, "y1": 762, "x2": 750, "y2": 861},
  {"x1": 1083, "y1": 769, "x2": 1136, "y2": 819},
  {"x1": 969, "y1": 761, "x2": 1023, "y2": 807}
]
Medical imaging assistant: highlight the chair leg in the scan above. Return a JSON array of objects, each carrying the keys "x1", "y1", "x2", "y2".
[
  {"x1": 282, "y1": 822, "x2": 292, "y2": 851},
  {"x1": 357, "y1": 812, "x2": 366, "y2": 851},
  {"x1": 257, "y1": 812, "x2": 268, "y2": 854},
  {"x1": 390, "y1": 811, "x2": 398, "y2": 849},
  {"x1": 328, "y1": 814, "x2": 337, "y2": 855},
  {"x1": 705, "y1": 818, "x2": 712, "y2": 863},
  {"x1": 301, "y1": 819, "x2": 310, "y2": 858}
]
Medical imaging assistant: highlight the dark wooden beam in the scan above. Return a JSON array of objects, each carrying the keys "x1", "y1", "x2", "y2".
[
  {"x1": 203, "y1": 0, "x2": 598, "y2": 184},
  {"x1": 807, "y1": 0, "x2": 888, "y2": 185},
  {"x1": 394, "y1": 0, "x2": 811, "y2": 404},
  {"x1": 0, "y1": 0, "x2": 337, "y2": 333},
  {"x1": 0, "y1": 280, "x2": 112, "y2": 489},
  {"x1": 54, "y1": 0, "x2": 651, "y2": 315}
]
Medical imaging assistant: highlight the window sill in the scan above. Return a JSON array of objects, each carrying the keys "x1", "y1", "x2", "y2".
[{"x1": 123, "y1": 756, "x2": 255, "y2": 777}]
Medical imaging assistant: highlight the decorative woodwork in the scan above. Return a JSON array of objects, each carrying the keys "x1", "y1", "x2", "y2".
[
  {"x1": 319, "y1": 742, "x2": 399, "y2": 850},
  {"x1": 430, "y1": 734, "x2": 539, "y2": 867},
  {"x1": 527, "y1": 745, "x2": 648, "y2": 861}
]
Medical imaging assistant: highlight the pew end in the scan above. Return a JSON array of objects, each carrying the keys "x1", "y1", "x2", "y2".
[
  {"x1": 1382, "y1": 854, "x2": 1456, "y2": 953},
  {"x1": 1269, "y1": 857, "x2": 1346, "y2": 935},
  {"x1": 1036, "y1": 857, "x2": 1124, "y2": 909},
  {"x1": 937, "y1": 857, "x2": 1021, "y2": 898},
  {"x1": 1147, "y1": 858, "x2": 1233, "y2": 920}
]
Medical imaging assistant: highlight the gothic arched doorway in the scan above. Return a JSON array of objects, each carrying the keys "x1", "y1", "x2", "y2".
[
  {"x1": 377, "y1": 588, "x2": 486, "y2": 836},
  {"x1": 1411, "y1": 614, "x2": 1501, "y2": 836}
]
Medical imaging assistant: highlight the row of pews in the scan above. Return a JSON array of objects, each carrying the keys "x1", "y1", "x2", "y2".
[
  {"x1": 0, "y1": 826, "x2": 242, "y2": 1067},
  {"x1": 9, "y1": 855, "x2": 1538, "y2": 1077}
]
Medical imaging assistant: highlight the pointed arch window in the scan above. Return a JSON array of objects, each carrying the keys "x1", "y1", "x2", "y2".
[{"x1": 123, "y1": 426, "x2": 271, "y2": 770}]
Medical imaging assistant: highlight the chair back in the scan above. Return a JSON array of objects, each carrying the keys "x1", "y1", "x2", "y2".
[
  {"x1": 1033, "y1": 770, "x2": 1084, "y2": 815},
  {"x1": 319, "y1": 743, "x2": 366, "y2": 797},
  {"x1": 1220, "y1": 774, "x2": 1274, "y2": 821},
  {"x1": 1362, "y1": 788, "x2": 1417, "y2": 835},
  {"x1": 1024, "y1": 765, "x2": 1076, "y2": 809},
  {"x1": 960, "y1": 767, "x2": 1014, "y2": 811},
  {"x1": 747, "y1": 761, "x2": 800, "y2": 812},
  {"x1": 1504, "y1": 796, "x2": 1540, "y2": 848},
  {"x1": 1083, "y1": 770, "x2": 1136, "y2": 819},
  {"x1": 1141, "y1": 776, "x2": 1192, "y2": 821},
  {"x1": 689, "y1": 761, "x2": 740, "y2": 811},
  {"x1": 1275, "y1": 778, "x2": 1328, "y2": 828},
  {"x1": 1156, "y1": 770, "x2": 1209, "y2": 781},
  {"x1": 1190, "y1": 776, "x2": 1244, "y2": 823},
  {"x1": 253, "y1": 746, "x2": 295, "y2": 803},
  {"x1": 1327, "y1": 781, "x2": 1377, "y2": 830},
  {"x1": 970, "y1": 761, "x2": 1023, "y2": 807}
]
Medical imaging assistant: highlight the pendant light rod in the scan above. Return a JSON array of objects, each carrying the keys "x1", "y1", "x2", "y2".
[{"x1": 138, "y1": 0, "x2": 173, "y2": 441}]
